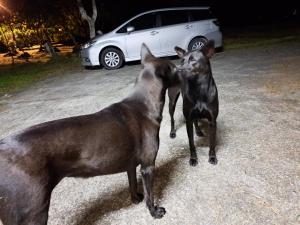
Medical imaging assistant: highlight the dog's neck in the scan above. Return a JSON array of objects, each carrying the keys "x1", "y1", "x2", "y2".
[
  {"x1": 179, "y1": 68, "x2": 213, "y2": 104},
  {"x1": 128, "y1": 68, "x2": 166, "y2": 124}
]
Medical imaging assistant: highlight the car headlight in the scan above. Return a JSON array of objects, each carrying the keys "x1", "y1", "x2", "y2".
[{"x1": 82, "y1": 40, "x2": 97, "y2": 49}]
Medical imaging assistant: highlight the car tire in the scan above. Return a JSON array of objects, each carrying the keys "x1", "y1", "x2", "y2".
[
  {"x1": 100, "y1": 48, "x2": 124, "y2": 70},
  {"x1": 188, "y1": 37, "x2": 207, "y2": 51}
]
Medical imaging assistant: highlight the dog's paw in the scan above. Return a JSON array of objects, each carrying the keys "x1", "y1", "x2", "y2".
[
  {"x1": 150, "y1": 206, "x2": 166, "y2": 219},
  {"x1": 131, "y1": 193, "x2": 144, "y2": 204},
  {"x1": 169, "y1": 131, "x2": 176, "y2": 139},
  {"x1": 189, "y1": 158, "x2": 198, "y2": 166},
  {"x1": 208, "y1": 156, "x2": 218, "y2": 165}
]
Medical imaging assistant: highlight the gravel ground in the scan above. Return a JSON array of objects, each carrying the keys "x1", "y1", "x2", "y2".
[{"x1": 0, "y1": 42, "x2": 299, "y2": 225}]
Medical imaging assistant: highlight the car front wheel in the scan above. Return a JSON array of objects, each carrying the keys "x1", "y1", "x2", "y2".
[
  {"x1": 188, "y1": 37, "x2": 207, "y2": 51},
  {"x1": 100, "y1": 48, "x2": 124, "y2": 70}
]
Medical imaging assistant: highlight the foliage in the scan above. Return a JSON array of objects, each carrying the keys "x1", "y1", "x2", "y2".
[{"x1": 0, "y1": 1, "x2": 88, "y2": 53}]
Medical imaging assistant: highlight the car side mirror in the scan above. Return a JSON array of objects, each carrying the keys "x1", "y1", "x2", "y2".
[{"x1": 127, "y1": 26, "x2": 135, "y2": 33}]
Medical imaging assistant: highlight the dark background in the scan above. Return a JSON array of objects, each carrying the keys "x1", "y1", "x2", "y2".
[
  {"x1": 90, "y1": 0, "x2": 299, "y2": 32},
  {"x1": 4, "y1": 0, "x2": 299, "y2": 32}
]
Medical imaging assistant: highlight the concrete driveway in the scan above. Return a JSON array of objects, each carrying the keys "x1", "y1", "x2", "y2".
[{"x1": 0, "y1": 42, "x2": 299, "y2": 225}]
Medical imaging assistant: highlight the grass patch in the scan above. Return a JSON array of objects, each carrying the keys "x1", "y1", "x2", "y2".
[
  {"x1": 0, "y1": 55, "x2": 81, "y2": 96},
  {"x1": 223, "y1": 22, "x2": 300, "y2": 50},
  {"x1": 224, "y1": 35, "x2": 300, "y2": 50}
]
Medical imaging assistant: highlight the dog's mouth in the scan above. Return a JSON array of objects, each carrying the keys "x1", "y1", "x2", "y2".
[
  {"x1": 176, "y1": 67, "x2": 210, "y2": 81},
  {"x1": 176, "y1": 65, "x2": 192, "y2": 73},
  {"x1": 176, "y1": 66, "x2": 200, "y2": 77}
]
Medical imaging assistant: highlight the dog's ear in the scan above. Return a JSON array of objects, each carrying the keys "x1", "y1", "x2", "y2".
[
  {"x1": 141, "y1": 43, "x2": 155, "y2": 65},
  {"x1": 174, "y1": 46, "x2": 186, "y2": 58},
  {"x1": 202, "y1": 40, "x2": 215, "y2": 58}
]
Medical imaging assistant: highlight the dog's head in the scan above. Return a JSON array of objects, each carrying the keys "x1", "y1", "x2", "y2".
[
  {"x1": 174, "y1": 40, "x2": 215, "y2": 76},
  {"x1": 140, "y1": 43, "x2": 179, "y2": 88}
]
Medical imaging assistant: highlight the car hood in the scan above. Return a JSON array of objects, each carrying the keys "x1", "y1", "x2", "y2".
[{"x1": 93, "y1": 31, "x2": 115, "y2": 43}]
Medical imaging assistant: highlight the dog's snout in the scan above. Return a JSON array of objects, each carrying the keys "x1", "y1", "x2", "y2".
[{"x1": 177, "y1": 68, "x2": 185, "y2": 72}]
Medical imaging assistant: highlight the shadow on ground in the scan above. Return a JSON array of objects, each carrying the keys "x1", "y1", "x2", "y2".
[{"x1": 73, "y1": 153, "x2": 186, "y2": 225}]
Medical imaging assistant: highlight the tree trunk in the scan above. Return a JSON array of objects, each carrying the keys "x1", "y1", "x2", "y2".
[
  {"x1": 88, "y1": 22, "x2": 96, "y2": 39},
  {"x1": 7, "y1": 20, "x2": 17, "y2": 54},
  {"x1": 77, "y1": 0, "x2": 98, "y2": 39}
]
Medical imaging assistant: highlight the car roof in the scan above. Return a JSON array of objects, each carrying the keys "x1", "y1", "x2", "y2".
[{"x1": 141, "y1": 7, "x2": 210, "y2": 14}]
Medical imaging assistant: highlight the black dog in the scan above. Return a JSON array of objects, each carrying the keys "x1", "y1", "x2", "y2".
[
  {"x1": 168, "y1": 40, "x2": 219, "y2": 166},
  {"x1": 0, "y1": 44, "x2": 179, "y2": 225}
]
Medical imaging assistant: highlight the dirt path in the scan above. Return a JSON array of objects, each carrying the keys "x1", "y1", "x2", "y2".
[{"x1": 0, "y1": 42, "x2": 299, "y2": 225}]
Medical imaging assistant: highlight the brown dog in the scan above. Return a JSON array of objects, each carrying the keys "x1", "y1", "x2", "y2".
[{"x1": 0, "y1": 44, "x2": 179, "y2": 225}]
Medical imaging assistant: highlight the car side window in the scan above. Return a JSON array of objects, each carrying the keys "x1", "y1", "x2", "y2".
[
  {"x1": 159, "y1": 10, "x2": 189, "y2": 26},
  {"x1": 129, "y1": 13, "x2": 156, "y2": 31},
  {"x1": 189, "y1": 10, "x2": 213, "y2": 22}
]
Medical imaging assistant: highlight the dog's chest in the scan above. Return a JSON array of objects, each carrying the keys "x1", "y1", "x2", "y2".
[
  {"x1": 190, "y1": 105, "x2": 211, "y2": 120},
  {"x1": 186, "y1": 79, "x2": 207, "y2": 102}
]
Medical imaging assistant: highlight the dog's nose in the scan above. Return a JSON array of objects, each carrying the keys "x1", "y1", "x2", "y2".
[
  {"x1": 176, "y1": 67, "x2": 185, "y2": 72},
  {"x1": 177, "y1": 67, "x2": 192, "y2": 73}
]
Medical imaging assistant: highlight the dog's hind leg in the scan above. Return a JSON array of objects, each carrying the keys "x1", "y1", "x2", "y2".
[
  {"x1": 0, "y1": 174, "x2": 51, "y2": 225},
  {"x1": 208, "y1": 119, "x2": 217, "y2": 165},
  {"x1": 127, "y1": 167, "x2": 143, "y2": 204},
  {"x1": 168, "y1": 87, "x2": 180, "y2": 138}
]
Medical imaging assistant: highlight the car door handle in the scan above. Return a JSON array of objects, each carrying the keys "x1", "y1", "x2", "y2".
[
  {"x1": 185, "y1": 24, "x2": 192, "y2": 29},
  {"x1": 150, "y1": 31, "x2": 159, "y2": 35}
]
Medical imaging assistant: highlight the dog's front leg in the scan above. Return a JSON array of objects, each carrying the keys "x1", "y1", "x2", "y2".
[
  {"x1": 208, "y1": 120, "x2": 217, "y2": 165},
  {"x1": 168, "y1": 87, "x2": 180, "y2": 138},
  {"x1": 186, "y1": 118, "x2": 198, "y2": 166},
  {"x1": 183, "y1": 100, "x2": 198, "y2": 166},
  {"x1": 141, "y1": 165, "x2": 166, "y2": 218},
  {"x1": 127, "y1": 167, "x2": 143, "y2": 204}
]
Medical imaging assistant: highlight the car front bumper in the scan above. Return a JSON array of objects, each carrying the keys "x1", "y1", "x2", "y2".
[{"x1": 80, "y1": 47, "x2": 100, "y2": 66}]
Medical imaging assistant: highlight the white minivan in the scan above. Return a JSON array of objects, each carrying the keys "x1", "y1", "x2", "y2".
[{"x1": 80, "y1": 7, "x2": 222, "y2": 69}]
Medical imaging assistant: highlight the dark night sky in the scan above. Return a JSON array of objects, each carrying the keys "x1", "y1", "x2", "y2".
[
  {"x1": 99, "y1": 0, "x2": 299, "y2": 31},
  {"x1": 2, "y1": 0, "x2": 299, "y2": 31}
]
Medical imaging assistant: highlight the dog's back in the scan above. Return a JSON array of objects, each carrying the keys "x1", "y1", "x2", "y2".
[{"x1": 0, "y1": 105, "x2": 138, "y2": 174}]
